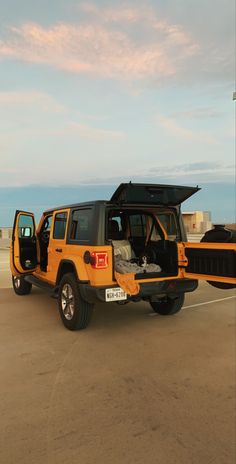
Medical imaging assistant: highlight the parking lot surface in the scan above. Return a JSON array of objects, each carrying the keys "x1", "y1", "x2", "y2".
[{"x1": 0, "y1": 249, "x2": 235, "y2": 464}]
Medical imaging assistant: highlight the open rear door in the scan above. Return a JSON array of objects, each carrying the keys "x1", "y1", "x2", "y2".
[
  {"x1": 110, "y1": 183, "x2": 200, "y2": 206},
  {"x1": 11, "y1": 210, "x2": 38, "y2": 274},
  {"x1": 180, "y1": 242, "x2": 236, "y2": 287}
]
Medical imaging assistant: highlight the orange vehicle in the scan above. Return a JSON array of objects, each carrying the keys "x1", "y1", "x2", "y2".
[{"x1": 10, "y1": 183, "x2": 236, "y2": 330}]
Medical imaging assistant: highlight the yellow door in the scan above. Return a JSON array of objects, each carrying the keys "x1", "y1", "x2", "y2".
[
  {"x1": 11, "y1": 210, "x2": 38, "y2": 274},
  {"x1": 46, "y1": 209, "x2": 70, "y2": 284}
]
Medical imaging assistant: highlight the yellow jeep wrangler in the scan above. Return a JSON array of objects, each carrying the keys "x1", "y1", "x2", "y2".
[{"x1": 10, "y1": 183, "x2": 236, "y2": 330}]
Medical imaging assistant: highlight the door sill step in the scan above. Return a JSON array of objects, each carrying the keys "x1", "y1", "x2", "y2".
[{"x1": 24, "y1": 275, "x2": 55, "y2": 293}]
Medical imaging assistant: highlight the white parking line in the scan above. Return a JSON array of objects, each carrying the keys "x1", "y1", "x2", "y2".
[
  {"x1": 183, "y1": 295, "x2": 236, "y2": 309},
  {"x1": 148, "y1": 295, "x2": 236, "y2": 316}
]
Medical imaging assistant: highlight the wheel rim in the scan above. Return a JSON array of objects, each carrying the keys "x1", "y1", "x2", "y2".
[
  {"x1": 14, "y1": 276, "x2": 21, "y2": 289},
  {"x1": 61, "y1": 283, "x2": 75, "y2": 320}
]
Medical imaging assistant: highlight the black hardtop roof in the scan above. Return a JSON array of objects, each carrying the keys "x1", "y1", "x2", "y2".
[
  {"x1": 44, "y1": 200, "x2": 106, "y2": 214},
  {"x1": 44, "y1": 182, "x2": 200, "y2": 213}
]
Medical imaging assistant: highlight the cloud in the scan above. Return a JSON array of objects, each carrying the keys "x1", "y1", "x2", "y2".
[
  {"x1": 157, "y1": 115, "x2": 195, "y2": 139},
  {"x1": 174, "y1": 162, "x2": 221, "y2": 171},
  {"x1": 171, "y1": 108, "x2": 224, "y2": 120},
  {"x1": 144, "y1": 161, "x2": 234, "y2": 183},
  {"x1": 81, "y1": 2, "x2": 197, "y2": 50},
  {"x1": 0, "y1": 4, "x2": 198, "y2": 81},
  {"x1": 53, "y1": 122, "x2": 126, "y2": 140},
  {"x1": 82, "y1": 161, "x2": 235, "y2": 185},
  {"x1": 156, "y1": 115, "x2": 216, "y2": 144},
  {"x1": 0, "y1": 156, "x2": 234, "y2": 189},
  {"x1": 0, "y1": 2, "x2": 233, "y2": 90},
  {"x1": 0, "y1": 90, "x2": 64, "y2": 112}
]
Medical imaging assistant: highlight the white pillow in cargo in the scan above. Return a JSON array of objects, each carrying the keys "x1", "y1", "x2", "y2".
[{"x1": 112, "y1": 240, "x2": 135, "y2": 261}]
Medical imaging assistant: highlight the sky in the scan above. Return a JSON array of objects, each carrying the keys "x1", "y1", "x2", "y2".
[{"x1": 0, "y1": 0, "x2": 235, "y2": 225}]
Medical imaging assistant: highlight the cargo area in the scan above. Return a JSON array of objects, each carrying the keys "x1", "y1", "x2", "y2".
[{"x1": 107, "y1": 207, "x2": 179, "y2": 280}]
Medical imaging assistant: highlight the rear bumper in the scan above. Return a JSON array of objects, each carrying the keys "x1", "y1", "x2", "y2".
[{"x1": 79, "y1": 278, "x2": 198, "y2": 304}]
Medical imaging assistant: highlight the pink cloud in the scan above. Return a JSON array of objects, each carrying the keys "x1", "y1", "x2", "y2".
[
  {"x1": 81, "y1": 3, "x2": 150, "y2": 23},
  {"x1": 52, "y1": 122, "x2": 126, "y2": 140},
  {"x1": 158, "y1": 115, "x2": 195, "y2": 139},
  {"x1": 0, "y1": 5, "x2": 198, "y2": 81},
  {"x1": 81, "y1": 3, "x2": 197, "y2": 51},
  {"x1": 157, "y1": 115, "x2": 216, "y2": 145}
]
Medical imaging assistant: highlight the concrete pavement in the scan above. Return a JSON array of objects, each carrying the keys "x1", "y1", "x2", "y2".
[
  {"x1": 0, "y1": 248, "x2": 11, "y2": 288},
  {"x1": 0, "y1": 249, "x2": 235, "y2": 464}
]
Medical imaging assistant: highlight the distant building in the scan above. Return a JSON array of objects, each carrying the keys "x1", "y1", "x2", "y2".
[
  {"x1": 0, "y1": 227, "x2": 12, "y2": 248},
  {"x1": 0, "y1": 227, "x2": 12, "y2": 239},
  {"x1": 182, "y1": 211, "x2": 212, "y2": 234}
]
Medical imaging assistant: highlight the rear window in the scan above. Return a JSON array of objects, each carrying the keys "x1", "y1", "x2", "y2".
[{"x1": 70, "y1": 209, "x2": 92, "y2": 241}]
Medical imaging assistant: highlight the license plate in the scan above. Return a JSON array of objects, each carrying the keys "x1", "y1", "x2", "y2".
[{"x1": 105, "y1": 287, "x2": 127, "y2": 302}]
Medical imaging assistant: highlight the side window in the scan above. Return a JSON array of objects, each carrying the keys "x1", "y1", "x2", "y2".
[
  {"x1": 107, "y1": 214, "x2": 124, "y2": 240},
  {"x1": 53, "y1": 212, "x2": 68, "y2": 240},
  {"x1": 150, "y1": 220, "x2": 163, "y2": 241},
  {"x1": 150, "y1": 230, "x2": 162, "y2": 240},
  {"x1": 129, "y1": 214, "x2": 147, "y2": 237},
  {"x1": 110, "y1": 216, "x2": 122, "y2": 232},
  {"x1": 70, "y1": 209, "x2": 92, "y2": 241},
  {"x1": 42, "y1": 215, "x2": 52, "y2": 233},
  {"x1": 157, "y1": 213, "x2": 178, "y2": 240},
  {"x1": 18, "y1": 214, "x2": 35, "y2": 238}
]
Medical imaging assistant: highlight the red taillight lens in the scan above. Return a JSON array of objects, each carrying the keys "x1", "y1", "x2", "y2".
[{"x1": 90, "y1": 252, "x2": 108, "y2": 269}]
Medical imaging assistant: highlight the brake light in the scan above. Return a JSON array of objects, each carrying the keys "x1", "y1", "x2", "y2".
[{"x1": 90, "y1": 252, "x2": 108, "y2": 269}]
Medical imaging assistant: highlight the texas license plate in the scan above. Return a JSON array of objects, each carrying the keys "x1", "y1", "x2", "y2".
[{"x1": 105, "y1": 287, "x2": 127, "y2": 302}]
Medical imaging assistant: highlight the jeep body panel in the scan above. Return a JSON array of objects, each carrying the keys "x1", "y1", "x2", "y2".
[{"x1": 78, "y1": 278, "x2": 199, "y2": 304}]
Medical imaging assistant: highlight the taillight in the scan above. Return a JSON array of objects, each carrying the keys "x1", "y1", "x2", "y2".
[{"x1": 90, "y1": 251, "x2": 108, "y2": 269}]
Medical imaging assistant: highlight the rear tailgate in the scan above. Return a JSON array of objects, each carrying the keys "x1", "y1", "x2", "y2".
[{"x1": 179, "y1": 242, "x2": 236, "y2": 286}]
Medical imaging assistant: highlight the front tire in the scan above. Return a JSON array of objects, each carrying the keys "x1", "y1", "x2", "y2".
[
  {"x1": 12, "y1": 275, "x2": 32, "y2": 295},
  {"x1": 150, "y1": 293, "x2": 185, "y2": 315},
  {"x1": 58, "y1": 273, "x2": 94, "y2": 330}
]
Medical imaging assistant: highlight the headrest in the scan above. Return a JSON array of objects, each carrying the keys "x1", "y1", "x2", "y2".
[{"x1": 108, "y1": 220, "x2": 120, "y2": 239}]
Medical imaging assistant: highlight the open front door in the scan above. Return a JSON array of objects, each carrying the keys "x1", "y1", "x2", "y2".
[
  {"x1": 180, "y1": 242, "x2": 236, "y2": 287},
  {"x1": 11, "y1": 210, "x2": 38, "y2": 274}
]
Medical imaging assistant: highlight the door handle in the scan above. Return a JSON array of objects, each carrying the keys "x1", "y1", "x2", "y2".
[{"x1": 56, "y1": 248, "x2": 62, "y2": 252}]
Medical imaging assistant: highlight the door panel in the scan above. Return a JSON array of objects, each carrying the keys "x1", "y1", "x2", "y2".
[
  {"x1": 181, "y1": 242, "x2": 236, "y2": 286},
  {"x1": 46, "y1": 209, "x2": 69, "y2": 283},
  {"x1": 12, "y1": 211, "x2": 37, "y2": 274}
]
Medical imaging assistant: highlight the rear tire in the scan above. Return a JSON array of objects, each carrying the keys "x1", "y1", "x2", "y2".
[
  {"x1": 150, "y1": 293, "x2": 185, "y2": 315},
  {"x1": 12, "y1": 275, "x2": 32, "y2": 295},
  {"x1": 58, "y1": 273, "x2": 94, "y2": 330}
]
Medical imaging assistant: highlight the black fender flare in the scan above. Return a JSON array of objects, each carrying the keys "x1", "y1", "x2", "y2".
[{"x1": 56, "y1": 260, "x2": 89, "y2": 286}]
